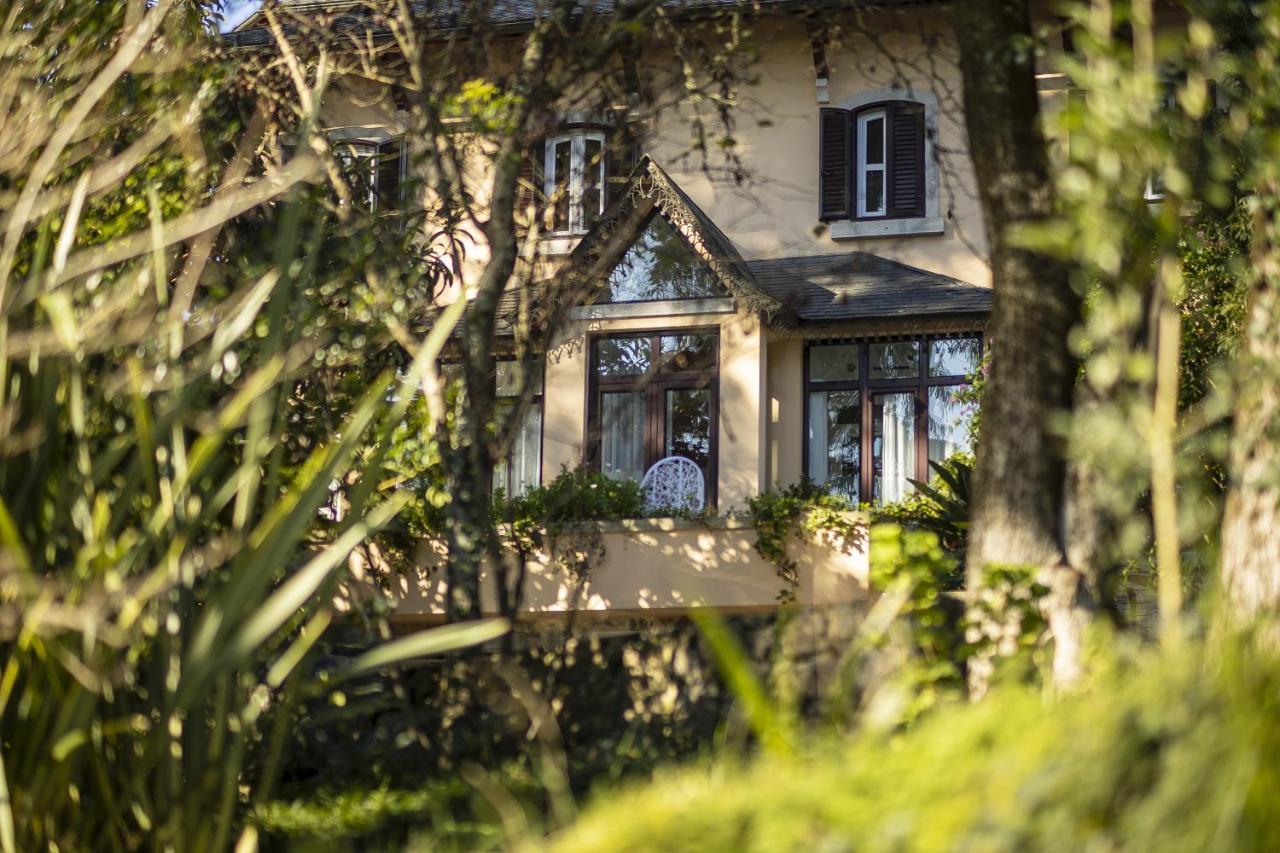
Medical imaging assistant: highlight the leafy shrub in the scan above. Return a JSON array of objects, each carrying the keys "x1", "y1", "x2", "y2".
[
  {"x1": 549, "y1": 638, "x2": 1280, "y2": 852},
  {"x1": 500, "y1": 466, "x2": 646, "y2": 529},
  {"x1": 877, "y1": 453, "x2": 974, "y2": 567}
]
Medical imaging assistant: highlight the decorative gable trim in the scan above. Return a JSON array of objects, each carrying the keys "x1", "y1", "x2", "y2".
[{"x1": 564, "y1": 156, "x2": 795, "y2": 325}]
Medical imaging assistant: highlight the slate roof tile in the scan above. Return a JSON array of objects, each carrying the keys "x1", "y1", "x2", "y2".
[{"x1": 744, "y1": 251, "x2": 991, "y2": 321}]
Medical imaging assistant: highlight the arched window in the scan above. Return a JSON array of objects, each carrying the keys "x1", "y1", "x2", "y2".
[{"x1": 817, "y1": 90, "x2": 941, "y2": 237}]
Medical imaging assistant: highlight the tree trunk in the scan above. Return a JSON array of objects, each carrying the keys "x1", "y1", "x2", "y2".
[
  {"x1": 1219, "y1": 188, "x2": 1280, "y2": 624},
  {"x1": 953, "y1": 0, "x2": 1093, "y2": 689}
]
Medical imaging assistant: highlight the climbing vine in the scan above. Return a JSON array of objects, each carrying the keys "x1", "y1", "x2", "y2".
[{"x1": 746, "y1": 481, "x2": 865, "y2": 602}]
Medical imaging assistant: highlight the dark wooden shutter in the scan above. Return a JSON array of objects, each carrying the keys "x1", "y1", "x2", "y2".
[
  {"x1": 377, "y1": 137, "x2": 404, "y2": 213},
  {"x1": 818, "y1": 107, "x2": 851, "y2": 221},
  {"x1": 887, "y1": 102, "x2": 926, "y2": 218},
  {"x1": 605, "y1": 124, "x2": 639, "y2": 211}
]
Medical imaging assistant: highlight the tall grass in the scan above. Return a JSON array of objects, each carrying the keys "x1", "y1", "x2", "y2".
[{"x1": 0, "y1": 3, "x2": 502, "y2": 849}]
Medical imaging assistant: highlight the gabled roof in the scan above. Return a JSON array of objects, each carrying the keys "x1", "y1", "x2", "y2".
[
  {"x1": 746, "y1": 251, "x2": 991, "y2": 323},
  {"x1": 396, "y1": 157, "x2": 990, "y2": 340},
  {"x1": 564, "y1": 156, "x2": 793, "y2": 323}
]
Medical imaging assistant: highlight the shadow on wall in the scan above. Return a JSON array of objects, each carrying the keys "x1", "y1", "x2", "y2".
[{"x1": 382, "y1": 515, "x2": 869, "y2": 619}]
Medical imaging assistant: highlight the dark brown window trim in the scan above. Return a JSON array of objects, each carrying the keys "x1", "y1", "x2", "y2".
[
  {"x1": 802, "y1": 333, "x2": 981, "y2": 503},
  {"x1": 585, "y1": 326, "x2": 720, "y2": 507}
]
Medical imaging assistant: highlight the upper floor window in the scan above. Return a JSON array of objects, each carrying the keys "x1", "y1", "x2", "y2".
[
  {"x1": 819, "y1": 97, "x2": 931, "y2": 227},
  {"x1": 545, "y1": 130, "x2": 605, "y2": 234},
  {"x1": 334, "y1": 136, "x2": 405, "y2": 213}
]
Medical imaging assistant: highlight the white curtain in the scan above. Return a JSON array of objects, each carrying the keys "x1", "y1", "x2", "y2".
[
  {"x1": 807, "y1": 391, "x2": 829, "y2": 484},
  {"x1": 512, "y1": 404, "x2": 542, "y2": 495},
  {"x1": 879, "y1": 393, "x2": 914, "y2": 503},
  {"x1": 602, "y1": 392, "x2": 645, "y2": 480}
]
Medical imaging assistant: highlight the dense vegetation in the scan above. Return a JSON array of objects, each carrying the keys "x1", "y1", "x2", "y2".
[{"x1": 3, "y1": 0, "x2": 1280, "y2": 850}]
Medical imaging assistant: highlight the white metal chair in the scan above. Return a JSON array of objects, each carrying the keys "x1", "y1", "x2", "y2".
[{"x1": 641, "y1": 456, "x2": 705, "y2": 514}]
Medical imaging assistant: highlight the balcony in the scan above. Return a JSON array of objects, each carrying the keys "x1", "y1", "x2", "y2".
[{"x1": 385, "y1": 513, "x2": 870, "y2": 624}]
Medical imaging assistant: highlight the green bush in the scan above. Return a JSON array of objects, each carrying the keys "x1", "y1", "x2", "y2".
[
  {"x1": 500, "y1": 466, "x2": 647, "y2": 528},
  {"x1": 549, "y1": 637, "x2": 1280, "y2": 852}
]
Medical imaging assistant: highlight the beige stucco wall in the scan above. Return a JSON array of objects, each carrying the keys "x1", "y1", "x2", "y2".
[
  {"x1": 542, "y1": 305, "x2": 766, "y2": 510},
  {"x1": 315, "y1": 9, "x2": 992, "y2": 292},
  {"x1": 766, "y1": 335, "x2": 805, "y2": 489},
  {"x1": 312, "y1": 10, "x2": 990, "y2": 508},
  {"x1": 646, "y1": 13, "x2": 990, "y2": 286},
  {"x1": 386, "y1": 515, "x2": 869, "y2": 620}
]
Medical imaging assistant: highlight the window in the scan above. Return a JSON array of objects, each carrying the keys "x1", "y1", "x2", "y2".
[
  {"x1": 601, "y1": 213, "x2": 728, "y2": 303},
  {"x1": 545, "y1": 130, "x2": 606, "y2": 234},
  {"x1": 334, "y1": 137, "x2": 405, "y2": 213},
  {"x1": 588, "y1": 331, "x2": 718, "y2": 504},
  {"x1": 805, "y1": 335, "x2": 980, "y2": 504},
  {"x1": 442, "y1": 359, "x2": 544, "y2": 498},
  {"x1": 493, "y1": 360, "x2": 543, "y2": 498},
  {"x1": 819, "y1": 100, "x2": 927, "y2": 222},
  {"x1": 856, "y1": 109, "x2": 887, "y2": 217}
]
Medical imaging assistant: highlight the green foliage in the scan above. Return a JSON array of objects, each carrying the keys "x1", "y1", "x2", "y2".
[
  {"x1": 254, "y1": 776, "x2": 527, "y2": 850},
  {"x1": 0, "y1": 4, "x2": 500, "y2": 849},
  {"x1": 746, "y1": 481, "x2": 863, "y2": 602},
  {"x1": 262, "y1": 620, "x2": 781, "y2": 849},
  {"x1": 865, "y1": 526, "x2": 1048, "y2": 720},
  {"x1": 550, "y1": 638, "x2": 1280, "y2": 852},
  {"x1": 1177, "y1": 203, "x2": 1251, "y2": 409},
  {"x1": 878, "y1": 454, "x2": 974, "y2": 562},
  {"x1": 866, "y1": 524, "x2": 967, "y2": 714},
  {"x1": 501, "y1": 466, "x2": 647, "y2": 531},
  {"x1": 965, "y1": 563, "x2": 1049, "y2": 669}
]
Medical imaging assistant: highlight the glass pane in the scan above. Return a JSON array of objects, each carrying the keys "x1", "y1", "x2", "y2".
[
  {"x1": 928, "y1": 385, "x2": 973, "y2": 465},
  {"x1": 495, "y1": 360, "x2": 543, "y2": 397},
  {"x1": 865, "y1": 116, "x2": 885, "y2": 165},
  {"x1": 808, "y1": 390, "x2": 860, "y2": 503},
  {"x1": 869, "y1": 340, "x2": 920, "y2": 380},
  {"x1": 660, "y1": 334, "x2": 717, "y2": 373},
  {"x1": 552, "y1": 139, "x2": 571, "y2": 231},
  {"x1": 595, "y1": 336, "x2": 653, "y2": 378},
  {"x1": 809, "y1": 344, "x2": 859, "y2": 382},
  {"x1": 665, "y1": 388, "x2": 712, "y2": 485},
  {"x1": 603, "y1": 214, "x2": 727, "y2": 303},
  {"x1": 582, "y1": 137, "x2": 604, "y2": 223},
  {"x1": 928, "y1": 337, "x2": 981, "y2": 378},
  {"x1": 512, "y1": 403, "x2": 542, "y2": 495},
  {"x1": 863, "y1": 170, "x2": 884, "y2": 214},
  {"x1": 601, "y1": 392, "x2": 646, "y2": 481},
  {"x1": 873, "y1": 392, "x2": 915, "y2": 504}
]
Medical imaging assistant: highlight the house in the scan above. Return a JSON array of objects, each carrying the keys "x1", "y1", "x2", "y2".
[{"x1": 228, "y1": 1, "x2": 1051, "y2": 622}]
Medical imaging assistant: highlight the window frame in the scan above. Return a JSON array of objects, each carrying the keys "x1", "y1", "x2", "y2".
[
  {"x1": 803, "y1": 334, "x2": 981, "y2": 504},
  {"x1": 332, "y1": 135, "x2": 406, "y2": 214},
  {"x1": 820, "y1": 90, "x2": 940, "y2": 234},
  {"x1": 544, "y1": 129, "x2": 607, "y2": 235},
  {"x1": 493, "y1": 357, "x2": 546, "y2": 499},
  {"x1": 855, "y1": 108, "x2": 888, "y2": 219},
  {"x1": 440, "y1": 356, "x2": 546, "y2": 499},
  {"x1": 597, "y1": 211, "x2": 730, "y2": 305},
  {"x1": 585, "y1": 327, "x2": 720, "y2": 507}
]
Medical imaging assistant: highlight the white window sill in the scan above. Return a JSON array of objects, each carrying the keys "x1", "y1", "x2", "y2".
[
  {"x1": 829, "y1": 215, "x2": 945, "y2": 240},
  {"x1": 569, "y1": 298, "x2": 735, "y2": 321}
]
